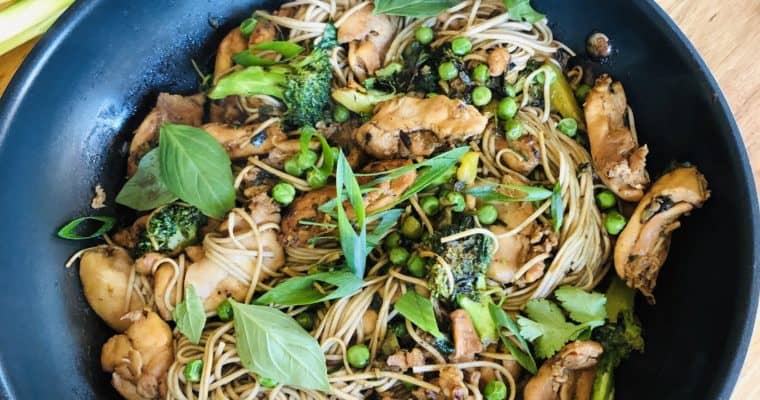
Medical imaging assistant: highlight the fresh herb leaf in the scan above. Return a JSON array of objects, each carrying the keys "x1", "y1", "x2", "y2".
[
  {"x1": 57, "y1": 216, "x2": 116, "y2": 240},
  {"x1": 605, "y1": 276, "x2": 636, "y2": 323},
  {"x1": 551, "y1": 181, "x2": 563, "y2": 232},
  {"x1": 504, "y1": 0, "x2": 545, "y2": 23},
  {"x1": 230, "y1": 301, "x2": 330, "y2": 391},
  {"x1": 374, "y1": 0, "x2": 459, "y2": 17},
  {"x1": 489, "y1": 303, "x2": 537, "y2": 374},
  {"x1": 555, "y1": 285, "x2": 607, "y2": 324},
  {"x1": 254, "y1": 271, "x2": 363, "y2": 306},
  {"x1": 115, "y1": 149, "x2": 177, "y2": 211},
  {"x1": 517, "y1": 299, "x2": 582, "y2": 358},
  {"x1": 173, "y1": 285, "x2": 206, "y2": 344},
  {"x1": 465, "y1": 182, "x2": 552, "y2": 203},
  {"x1": 335, "y1": 152, "x2": 368, "y2": 278},
  {"x1": 394, "y1": 291, "x2": 444, "y2": 340},
  {"x1": 366, "y1": 209, "x2": 403, "y2": 250},
  {"x1": 158, "y1": 124, "x2": 235, "y2": 219}
]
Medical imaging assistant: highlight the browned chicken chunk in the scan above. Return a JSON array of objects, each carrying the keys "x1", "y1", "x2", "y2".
[
  {"x1": 354, "y1": 95, "x2": 488, "y2": 159},
  {"x1": 449, "y1": 309, "x2": 483, "y2": 362},
  {"x1": 438, "y1": 366, "x2": 468, "y2": 399},
  {"x1": 214, "y1": 28, "x2": 247, "y2": 80},
  {"x1": 338, "y1": 4, "x2": 395, "y2": 81},
  {"x1": 101, "y1": 309, "x2": 173, "y2": 400},
  {"x1": 203, "y1": 121, "x2": 286, "y2": 159},
  {"x1": 524, "y1": 341, "x2": 603, "y2": 400},
  {"x1": 493, "y1": 130, "x2": 541, "y2": 175},
  {"x1": 127, "y1": 93, "x2": 205, "y2": 176},
  {"x1": 358, "y1": 159, "x2": 416, "y2": 214},
  {"x1": 614, "y1": 165, "x2": 709, "y2": 302},
  {"x1": 585, "y1": 75, "x2": 650, "y2": 201}
]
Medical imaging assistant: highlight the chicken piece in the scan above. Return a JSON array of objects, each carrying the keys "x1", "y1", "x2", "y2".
[
  {"x1": 249, "y1": 19, "x2": 276, "y2": 47},
  {"x1": 523, "y1": 341, "x2": 603, "y2": 400},
  {"x1": 338, "y1": 4, "x2": 395, "y2": 80},
  {"x1": 321, "y1": 119, "x2": 366, "y2": 169},
  {"x1": 79, "y1": 246, "x2": 145, "y2": 332},
  {"x1": 449, "y1": 309, "x2": 483, "y2": 362},
  {"x1": 488, "y1": 47, "x2": 510, "y2": 77},
  {"x1": 112, "y1": 215, "x2": 149, "y2": 250},
  {"x1": 127, "y1": 93, "x2": 205, "y2": 176},
  {"x1": 386, "y1": 348, "x2": 426, "y2": 372},
  {"x1": 203, "y1": 122, "x2": 287, "y2": 159},
  {"x1": 355, "y1": 96, "x2": 488, "y2": 159},
  {"x1": 493, "y1": 132, "x2": 541, "y2": 175},
  {"x1": 280, "y1": 186, "x2": 335, "y2": 247},
  {"x1": 101, "y1": 309, "x2": 173, "y2": 400},
  {"x1": 214, "y1": 28, "x2": 247, "y2": 80},
  {"x1": 585, "y1": 75, "x2": 650, "y2": 201},
  {"x1": 241, "y1": 167, "x2": 279, "y2": 199},
  {"x1": 487, "y1": 198, "x2": 556, "y2": 286},
  {"x1": 438, "y1": 366, "x2": 468, "y2": 399},
  {"x1": 358, "y1": 159, "x2": 417, "y2": 213},
  {"x1": 614, "y1": 166, "x2": 709, "y2": 302},
  {"x1": 209, "y1": 97, "x2": 246, "y2": 125},
  {"x1": 182, "y1": 200, "x2": 284, "y2": 312}
]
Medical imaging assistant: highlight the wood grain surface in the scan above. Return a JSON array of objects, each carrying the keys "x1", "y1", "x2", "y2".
[{"x1": 0, "y1": 1, "x2": 758, "y2": 398}]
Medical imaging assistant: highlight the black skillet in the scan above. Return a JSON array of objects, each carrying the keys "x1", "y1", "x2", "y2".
[{"x1": 0, "y1": 0, "x2": 757, "y2": 398}]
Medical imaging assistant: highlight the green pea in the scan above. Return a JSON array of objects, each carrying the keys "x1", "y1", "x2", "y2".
[
  {"x1": 384, "y1": 232, "x2": 402, "y2": 250},
  {"x1": 347, "y1": 344, "x2": 370, "y2": 368},
  {"x1": 415, "y1": 26, "x2": 434, "y2": 44},
  {"x1": 477, "y1": 204, "x2": 498, "y2": 225},
  {"x1": 483, "y1": 380, "x2": 507, "y2": 400},
  {"x1": 557, "y1": 118, "x2": 578, "y2": 137},
  {"x1": 216, "y1": 299, "x2": 233, "y2": 321},
  {"x1": 272, "y1": 182, "x2": 296, "y2": 205},
  {"x1": 451, "y1": 37, "x2": 472, "y2": 56},
  {"x1": 472, "y1": 64, "x2": 489, "y2": 83},
  {"x1": 504, "y1": 83, "x2": 518, "y2": 98},
  {"x1": 441, "y1": 191, "x2": 466, "y2": 212},
  {"x1": 595, "y1": 190, "x2": 617, "y2": 210},
  {"x1": 295, "y1": 312, "x2": 314, "y2": 330},
  {"x1": 604, "y1": 211, "x2": 627, "y2": 235},
  {"x1": 259, "y1": 376, "x2": 278, "y2": 388},
  {"x1": 575, "y1": 84, "x2": 592, "y2": 102},
  {"x1": 401, "y1": 216, "x2": 423, "y2": 239},
  {"x1": 438, "y1": 61, "x2": 458, "y2": 81},
  {"x1": 183, "y1": 359, "x2": 203, "y2": 383},
  {"x1": 407, "y1": 254, "x2": 427, "y2": 278},
  {"x1": 333, "y1": 104, "x2": 350, "y2": 122},
  {"x1": 504, "y1": 118, "x2": 524, "y2": 140},
  {"x1": 284, "y1": 157, "x2": 303, "y2": 176},
  {"x1": 389, "y1": 247, "x2": 410, "y2": 265},
  {"x1": 297, "y1": 149, "x2": 318, "y2": 170},
  {"x1": 497, "y1": 97, "x2": 518, "y2": 120},
  {"x1": 306, "y1": 168, "x2": 328, "y2": 188},
  {"x1": 420, "y1": 196, "x2": 440, "y2": 216},
  {"x1": 471, "y1": 86, "x2": 492, "y2": 106}
]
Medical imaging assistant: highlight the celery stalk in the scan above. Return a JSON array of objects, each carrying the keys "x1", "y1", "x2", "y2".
[{"x1": 0, "y1": 0, "x2": 75, "y2": 56}]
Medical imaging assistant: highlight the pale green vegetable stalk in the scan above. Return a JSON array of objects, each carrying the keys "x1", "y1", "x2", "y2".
[{"x1": 0, "y1": 0, "x2": 75, "y2": 56}]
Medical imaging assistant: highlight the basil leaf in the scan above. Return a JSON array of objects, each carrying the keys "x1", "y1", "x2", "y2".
[
  {"x1": 394, "y1": 291, "x2": 444, "y2": 340},
  {"x1": 252, "y1": 41, "x2": 304, "y2": 58},
  {"x1": 551, "y1": 181, "x2": 563, "y2": 232},
  {"x1": 115, "y1": 149, "x2": 177, "y2": 211},
  {"x1": 374, "y1": 0, "x2": 459, "y2": 17},
  {"x1": 173, "y1": 285, "x2": 206, "y2": 344},
  {"x1": 254, "y1": 271, "x2": 363, "y2": 306},
  {"x1": 57, "y1": 216, "x2": 116, "y2": 240},
  {"x1": 230, "y1": 301, "x2": 330, "y2": 392},
  {"x1": 465, "y1": 182, "x2": 552, "y2": 203},
  {"x1": 336, "y1": 152, "x2": 368, "y2": 278},
  {"x1": 489, "y1": 302, "x2": 538, "y2": 374},
  {"x1": 158, "y1": 124, "x2": 235, "y2": 218},
  {"x1": 504, "y1": 0, "x2": 545, "y2": 23}
]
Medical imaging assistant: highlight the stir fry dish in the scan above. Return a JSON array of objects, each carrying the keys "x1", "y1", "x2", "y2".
[{"x1": 58, "y1": 1, "x2": 710, "y2": 399}]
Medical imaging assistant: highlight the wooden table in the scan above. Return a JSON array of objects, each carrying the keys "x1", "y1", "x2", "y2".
[{"x1": 1, "y1": 1, "x2": 758, "y2": 398}]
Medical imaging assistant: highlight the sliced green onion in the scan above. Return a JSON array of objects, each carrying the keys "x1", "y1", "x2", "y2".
[{"x1": 57, "y1": 216, "x2": 116, "y2": 240}]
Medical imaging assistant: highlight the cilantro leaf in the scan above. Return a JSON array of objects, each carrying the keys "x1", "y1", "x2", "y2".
[
  {"x1": 555, "y1": 285, "x2": 607, "y2": 324},
  {"x1": 504, "y1": 0, "x2": 545, "y2": 23},
  {"x1": 517, "y1": 299, "x2": 580, "y2": 358}
]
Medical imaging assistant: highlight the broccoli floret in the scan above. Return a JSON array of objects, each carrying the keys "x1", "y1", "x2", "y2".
[
  {"x1": 209, "y1": 27, "x2": 337, "y2": 128},
  {"x1": 591, "y1": 277, "x2": 645, "y2": 400},
  {"x1": 136, "y1": 204, "x2": 207, "y2": 256},
  {"x1": 427, "y1": 215, "x2": 493, "y2": 301}
]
